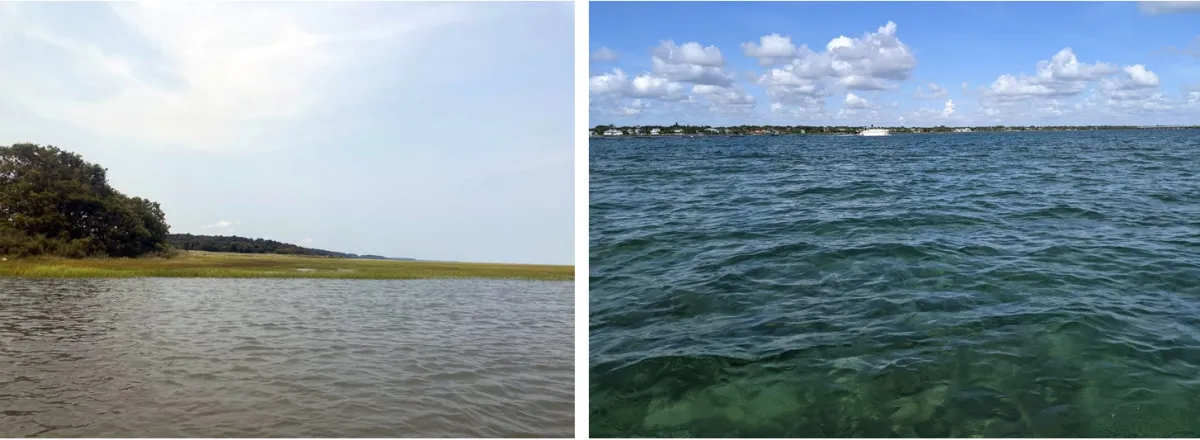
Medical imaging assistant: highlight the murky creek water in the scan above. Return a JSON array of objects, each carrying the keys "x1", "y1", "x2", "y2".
[{"x1": 1, "y1": 278, "x2": 573, "y2": 437}]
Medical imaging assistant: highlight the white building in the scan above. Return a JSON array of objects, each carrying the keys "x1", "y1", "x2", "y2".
[
  {"x1": 603, "y1": 129, "x2": 623, "y2": 136},
  {"x1": 650, "y1": 128, "x2": 661, "y2": 135}
]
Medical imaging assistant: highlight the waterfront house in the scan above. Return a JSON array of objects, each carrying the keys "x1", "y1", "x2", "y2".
[
  {"x1": 650, "y1": 128, "x2": 661, "y2": 135},
  {"x1": 603, "y1": 128, "x2": 623, "y2": 136}
]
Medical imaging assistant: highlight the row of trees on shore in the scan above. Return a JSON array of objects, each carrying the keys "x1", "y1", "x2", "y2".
[
  {"x1": 589, "y1": 124, "x2": 1183, "y2": 136},
  {"x1": 0, "y1": 143, "x2": 384, "y2": 260},
  {"x1": 167, "y1": 233, "x2": 387, "y2": 259}
]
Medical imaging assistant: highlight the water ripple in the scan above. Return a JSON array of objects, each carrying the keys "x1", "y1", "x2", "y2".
[
  {"x1": 1, "y1": 278, "x2": 573, "y2": 437},
  {"x1": 590, "y1": 131, "x2": 1200, "y2": 437}
]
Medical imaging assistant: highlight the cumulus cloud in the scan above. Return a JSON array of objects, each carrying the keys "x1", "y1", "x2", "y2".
[
  {"x1": 983, "y1": 56, "x2": 1181, "y2": 123},
  {"x1": 1097, "y1": 64, "x2": 1161, "y2": 101},
  {"x1": 593, "y1": 18, "x2": 1198, "y2": 126},
  {"x1": 588, "y1": 68, "x2": 627, "y2": 95},
  {"x1": 741, "y1": 33, "x2": 798, "y2": 66},
  {"x1": 985, "y1": 48, "x2": 1120, "y2": 101},
  {"x1": 914, "y1": 83, "x2": 949, "y2": 99},
  {"x1": 1123, "y1": 64, "x2": 1161, "y2": 88},
  {"x1": 588, "y1": 68, "x2": 687, "y2": 102},
  {"x1": 591, "y1": 46, "x2": 619, "y2": 62},
  {"x1": 693, "y1": 85, "x2": 756, "y2": 110},
  {"x1": 749, "y1": 22, "x2": 916, "y2": 113},
  {"x1": 650, "y1": 40, "x2": 735, "y2": 86},
  {"x1": 983, "y1": 49, "x2": 1173, "y2": 121},
  {"x1": 590, "y1": 39, "x2": 751, "y2": 117},
  {"x1": 825, "y1": 22, "x2": 916, "y2": 81},
  {"x1": 843, "y1": 92, "x2": 871, "y2": 109},
  {"x1": 1138, "y1": 1, "x2": 1200, "y2": 15},
  {"x1": 629, "y1": 73, "x2": 688, "y2": 101}
]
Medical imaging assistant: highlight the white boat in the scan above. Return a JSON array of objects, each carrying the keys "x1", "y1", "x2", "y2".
[{"x1": 859, "y1": 128, "x2": 890, "y2": 137}]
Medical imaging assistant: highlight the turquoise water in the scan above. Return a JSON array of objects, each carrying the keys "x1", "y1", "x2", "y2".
[{"x1": 589, "y1": 131, "x2": 1200, "y2": 437}]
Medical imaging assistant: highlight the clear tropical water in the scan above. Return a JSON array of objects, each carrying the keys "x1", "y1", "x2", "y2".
[
  {"x1": 0, "y1": 278, "x2": 573, "y2": 437},
  {"x1": 589, "y1": 131, "x2": 1200, "y2": 437}
]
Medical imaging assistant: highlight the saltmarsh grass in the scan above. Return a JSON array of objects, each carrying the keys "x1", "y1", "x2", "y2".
[{"x1": 0, "y1": 251, "x2": 573, "y2": 281}]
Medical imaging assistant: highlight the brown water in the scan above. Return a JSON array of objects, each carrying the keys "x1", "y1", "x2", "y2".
[{"x1": 0, "y1": 278, "x2": 574, "y2": 437}]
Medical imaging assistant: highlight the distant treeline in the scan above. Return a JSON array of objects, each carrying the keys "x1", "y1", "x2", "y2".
[
  {"x1": 0, "y1": 143, "x2": 408, "y2": 261},
  {"x1": 167, "y1": 233, "x2": 405, "y2": 260},
  {"x1": 590, "y1": 123, "x2": 1194, "y2": 136}
]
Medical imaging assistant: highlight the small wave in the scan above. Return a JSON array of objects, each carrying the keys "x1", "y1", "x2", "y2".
[{"x1": 592, "y1": 131, "x2": 1200, "y2": 437}]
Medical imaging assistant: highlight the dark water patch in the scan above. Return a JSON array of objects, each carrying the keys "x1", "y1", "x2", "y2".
[
  {"x1": 0, "y1": 278, "x2": 573, "y2": 437},
  {"x1": 590, "y1": 130, "x2": 1200, "y2": 437}
]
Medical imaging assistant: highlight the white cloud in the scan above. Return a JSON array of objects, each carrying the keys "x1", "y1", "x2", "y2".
[
  {"x1": 0, "y1": 2, "x2": 472, "y2": 150},
  {"x1": 203, "y1": 219, "x2": 241, "y2": 233},
  {"x1": 693, "y1": 85, "x2": 756, "y2": 111},
  {"x1": 1122, "y1": 64, "x2": 1160, "y2": 88},
  {"x1": 591, "y1": 40, "x2": 750, "y2": 117},
  {"x1": 1138, "y1": 1, "x2": 1200, "y2": 15},
  {"x1": 1098, "y1": 64, "x2": 1162, "y2": 101},
  {"x1": 652, "y1": 40, "x2": 725, "y2": 66},
  {"x1": 650, "y1": 40, "x2": 734, "y2": 86},
  {"x1": 824, "y1": 22, "x2": 917, "y2": 82},
  {"x1": 769, "y1": 96, "x2": 826, "y2": 119},
  {"x1": 741, "y1": 33, "x2": 798, "y2": 66},
  {"x1": 589, "y1": 68, "x2": 629, "y2": 95},
  {"x1": 591, "y1": 46, "x2": 619, "y2": 62},
  {"x1": 843, "y1": 92, "x2": 871, "y2": 109},
  {"x1": 588, "y1": 68, "x2": 687, "y2": 102},
  {"x1": 629, "y1": 73, "x2": 688, "y2": 101},
  {"x1": 301, "y1": 237, "x2": 315, "y2": 245},
  {"x1": 899, "y1": 98, "x2": 960, "y2": 125},
  {"x1": 839, "y1": 75, "x2": 893, "y2": 91},
  {"x1": 915, "y1": 82, "x2": 949, "y2": 99},
  {"x1": 1037, "y1": 48, "x2": 1119, "y2": 81},
  {"x1": 982, "y1": 59, "x2": 1184, "y2": 123},
  {"x1": 749, "y1": 21, "x2": 916, "y2": 112},
  {"x1": 985, "y1": 48, "x2": 1120, "y2": 101}
]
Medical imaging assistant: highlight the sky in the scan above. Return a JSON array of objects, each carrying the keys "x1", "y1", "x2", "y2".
[
  {"x1": 589, "y1": 1, "x2": 1200, "y2": 127},
  {"x1": 0, "y1": 2, "x2": 574, "y2": 265}
]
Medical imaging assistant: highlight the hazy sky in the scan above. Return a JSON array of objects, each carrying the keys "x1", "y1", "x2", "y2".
[
  {"x1": 0, "y1": 2, "x2": 574, "y2": 265},
  {"x1": 590, "y1": 1, "x2": 1200, "y2": 126}
]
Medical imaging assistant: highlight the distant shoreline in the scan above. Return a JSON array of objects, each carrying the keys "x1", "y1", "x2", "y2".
[
  {"x1": 0, "y1": 251, "x2": 574, "y2": 281},
  {"x1": 590, "y1": 125, "x2": 1198, "y2": 138}
]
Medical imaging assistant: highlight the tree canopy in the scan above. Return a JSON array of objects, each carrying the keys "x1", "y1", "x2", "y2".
[
  {"x1": 0, "y1": 143, "x2": 170, "y2": 258},
  {"x1": 169, "y1": 233, "x2": 351, "y2": 258},
  {"x1": 166, "y1": 234, "x2": 407, "y2": 260}
]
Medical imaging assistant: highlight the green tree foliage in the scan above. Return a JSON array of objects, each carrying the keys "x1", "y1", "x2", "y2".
[
  {"x1": 0, "y1": 143, "x2": 170, "y2": 258},
  {"x1": 167, "y1": 233, "x2": 354, "y2": 258},
  {"x1": 166, "y1": 234, "x2": 407, "y2": 260}
]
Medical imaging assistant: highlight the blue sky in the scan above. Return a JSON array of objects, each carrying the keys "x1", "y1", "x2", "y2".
[
  {"x1": 590, "y1": 1, "x2": 1200, "y2": 127},
  {"x1": 0, "y1": 2, "x2": 574, "y2": 265}
]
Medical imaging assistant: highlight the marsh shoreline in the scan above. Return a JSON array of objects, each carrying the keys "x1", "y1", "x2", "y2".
[{"x1": 0, "y1": 250, "x2": 573, "y2": 281}]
